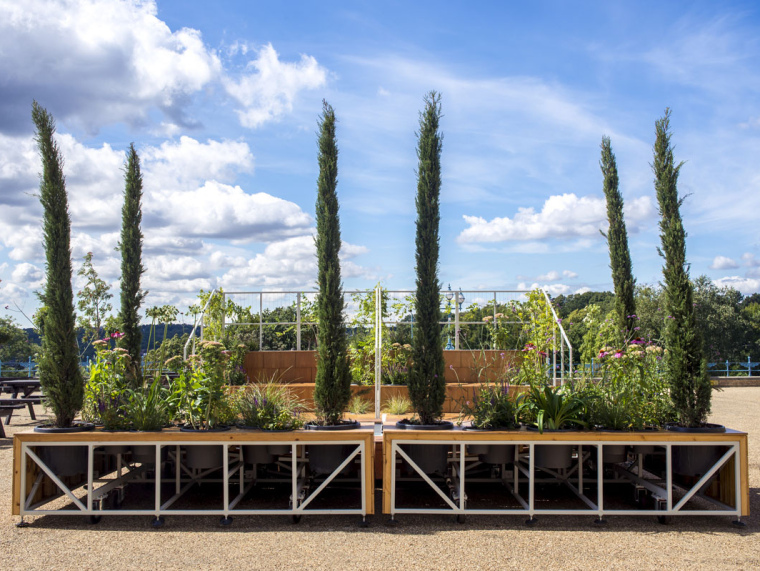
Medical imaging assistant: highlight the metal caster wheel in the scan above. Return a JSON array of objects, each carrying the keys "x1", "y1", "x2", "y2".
[
  {"x1": 15, "y1": 519, "x2": 30, "y2": 528},
  {"x1": 732, "y1": 520, "x2": 747, "y2": 528},
  {"x1": 358, "y1": 518, "x2": 370, "y2": 528},
  {"x1": 456, "y1": 514, "x2": 466, "y2": 524},
  {"x1": 291, "y1": 515, "x2": 301, "y2": 524},
  {"x1": 593, "y1": 518, "x2": 607, "y2": 526},
  {"x1": 151, "y1": 516, "x2": 165, "y2": 529},
  {"x1": 657, "y1": 515, "x2": 671, "y2": 525},
  {"x1": 385, "y1": 518, "x2": 399, "y2": 526},
  {"x1": 89, "y1": 515, "x2": 102, "y2": 525},
  {"x1": 525, "y1": 517, "x2": 538, "y2": 527},
  {"x1": 220, "y1": 516, "x2": 233, "y2": 526}
]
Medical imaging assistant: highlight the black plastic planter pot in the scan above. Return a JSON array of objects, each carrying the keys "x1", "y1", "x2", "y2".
[
  {"x1": 464, "y1": 425, "x2": 517, "y2": 464},
  {"x1": 180, "y1": 425, "x2": 231, "y2": 471},
  {"x1": 526, "y1": 427, "x2": 575, "y2": 470},
  {"x1": 240, "y1": 429, "x2": 294, "y2": 465},
  {"x1": 305, "y1": 421, "x2": 361, "y2": 476},
  {"x1": 666, "y1": 423, "x2": 727, "y2": 477},
  {"x1": 395, "y1": 420, "x2": 454, "y2": 475},
  {"x1": 33, "y1": 423, "x2": 94, "y2": 477}
]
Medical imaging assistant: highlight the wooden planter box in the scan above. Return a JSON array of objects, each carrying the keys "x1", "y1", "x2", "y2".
[
  {"x1": 382, "y1": 427, "x2": 749, "y2": 523},
  {"x1": 12, "y1": 427, "x2": 375, "y2": 523}
]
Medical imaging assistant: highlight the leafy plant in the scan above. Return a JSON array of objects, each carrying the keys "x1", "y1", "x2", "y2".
[
  {"x1": 234, "y1": 382, "x2": 304, "y2": 430},
  {"x1": 76, "y1": 252, "x2": 113, "y2": 356},
  {"x1": 458, "y1": 381, "x2": 519, "y2": 429},
  {"x1": 382, "y1": 394, "x2": 412, "y2": 415},
  {"x1": 172, "y1": 340, "x2": 230, "y2": 430},
  {"x1": 125, "y1": 376, "x2": 170, "y2": 431},
  {"x1": 347, "y1": 395, "x2": 372, "y2": 415},
  {"x1": 82, "y1": 336, "x2": 131, "y2": 430},
  {"x1": 519, "y1": 385, "x2": 588, "y2": 433}
]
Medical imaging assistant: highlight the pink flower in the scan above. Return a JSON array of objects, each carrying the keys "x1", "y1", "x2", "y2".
[{"x1": 613, "y1": 352, "x2": 623, "y2": 358}]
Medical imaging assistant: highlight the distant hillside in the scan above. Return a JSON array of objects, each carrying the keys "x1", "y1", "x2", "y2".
[{"x1": 24, "y1": 323, "x2": 194, "y2": 359}]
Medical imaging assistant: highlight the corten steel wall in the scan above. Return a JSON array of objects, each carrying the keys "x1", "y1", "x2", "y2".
[
  {"x1": 243, "y1": 350, "x2": 523, "y2": 384},
  {"x1": 242, "y1": 350, "x2": 526, "y2": 413}
]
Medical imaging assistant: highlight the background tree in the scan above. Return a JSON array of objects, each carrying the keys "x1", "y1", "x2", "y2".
[
  {"x1": 409, "y1": 92, "x2": 446, "y2": 425},
  {"x1": 654, "y1": 108, "x2": 711, "y2": 427},
  {"x1": 312, "y1": 101, "x2": 351, "y2": 424},
  {"x1": 600, "y1": 136, "x2": 636, "y2": 337},
  {"x1": 32, "y1": 101, "x2": 83, "y2": 427},
  {"x1": 117, "y1": 143, "x2": 146, "y2": 385},
  {"x1": 76, "y1": 252, "x2": 112, "y2": 354},
  {"x1": 0, "y1": 316, "x2": 40, "y2": 363}
]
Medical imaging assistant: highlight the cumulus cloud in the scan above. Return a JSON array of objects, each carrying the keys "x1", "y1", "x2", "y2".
[
  {"x1": 458, "y1": 193, "x2": 654, "y2": 243},
  {"x1": 0, "y1": 0, "x2": 222, "y2": 133},
  {"x1": 517, "y1": 281, "x2": 572, "y2": 296},
  {"x1": 714, "y1": 276, "x2": 760, "y2": 295},
  {"x1": 742, "y1": 253, "x2": 760, "y2": 267},
  {"x1": 223, "y1": 43, "x2": 328, "y2": 128},
  {"x1": 536, "y1": 269, "x2": 578, "y2": 282},
  {"x1": 11, "y1": 262, "x2": 43, "y2": 287},
  {"x1": 220, "y1": 235, "x2": 373, "y2": 290},
  {"x1": 710, "y1": 255, "x2": 739, "y2": 270}
]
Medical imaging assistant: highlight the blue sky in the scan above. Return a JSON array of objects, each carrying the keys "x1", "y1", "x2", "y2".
[{"x1": 1, "y1": 0, "x2": 760, "y2": 323}]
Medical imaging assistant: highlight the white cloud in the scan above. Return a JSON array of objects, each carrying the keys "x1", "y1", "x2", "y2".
[
  {"x1": 710, "y1": 255, "x2": 739, "y2": 270},
  {"x1": 220, "y1": 235, "x2": 373, "y2": 290},
  {"x1": 714, "y1": 276, "x2": 760, "y2": 295},
  {"x1": 458, "y1": 193, "x2": 654, "y2": 243},
  {"x1": 742, "y1": 253, "x2": 760, "y2": 267},
  {"x1": 537, "y1": 270, "x2": 560, "y2": 281},
  {"x1": 223, "y1": 43, "x2": 327, "y2": 128},
  {"x1": 517, "y1": 281, "x2": 572, "y2": 296},
  {"x1": 563, "y1": 270, "x2": 578, "y2": 279},
  {"x1": 142, "y1": 136, "x2": 254, "y2": 188},
  {"x1": 574, "y1": 286, "x2": 592, "y2": 295},
  {"x1": 149, "y1": 181, "x2": 311, "y2": 242},
  {"x1": 0, "y1": 0, "x2": 222, "y2": 132},
  {"x1": 11, "y1": 262, "x2": 43, "y2": 287}
]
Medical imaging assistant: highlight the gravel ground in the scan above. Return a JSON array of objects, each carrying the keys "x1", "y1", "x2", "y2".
[{"x1": 2, "y1": 387, "x2": 759, "y2": 570}]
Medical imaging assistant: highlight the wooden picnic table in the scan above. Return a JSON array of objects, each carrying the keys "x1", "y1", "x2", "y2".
[
  {"x1": 0, "y1": 379, "x2": 41, "y2": 399},
  {"x1": 0, "y1": 379, "x2": 42, "y2": 430}
]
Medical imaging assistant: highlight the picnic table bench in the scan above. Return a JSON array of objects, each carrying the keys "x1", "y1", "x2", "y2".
[
  {"x1": 0, "y1": 379, "x2": 42, "y2": 432},
  {"x1": 0, "y1": 403, "x2": 26, "y2": 438}
]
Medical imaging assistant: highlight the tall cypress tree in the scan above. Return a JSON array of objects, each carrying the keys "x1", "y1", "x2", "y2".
[
  {"x1": 313, "y1": 101, "x2": 351, "y2": 425},
  {"x1": 653, "y1": 109, "x2": 711, "y2": 427},
  {"x1": 32, "y1": 101, "x2": 83, "y2": 428},
  {"x1": 117, "y1": 143, "x2": 145, "y2": 385},
  {"x1": 600, "y1": 136, "x2": 636, "y2": 337},
  {"x1": 409, "y1": 92, "x2": 445, "y2": 425}
]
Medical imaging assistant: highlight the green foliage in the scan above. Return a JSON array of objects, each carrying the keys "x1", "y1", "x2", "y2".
[
  {"x1": 124, "y1": 377, "x2": 171, "y2": 431},
  {"x1": 233, "y1": 382, "x2": 304, "y2": 430},
  {"x1": 519, "y1": 385, "x2": 587, "y2": 433},
  {"x1": 513, "y1": 290, "x2": 555, "y2": 386},
  {"x1": 653, "y1": 109, "x2": 711, "y2": 427},
  {"x1": 117, "y1": 143, "x2": 146, "y2": 385},
  {"x1": 347, "y1": 395, "x2": 372, "y2": 415},
  {"x1": 76, "y1": 252, "x2": 113, "y2": 355},
  {"x1": 458, "y1": 381, "x2": 519, "y2": 429},
  {"x1": 33, "y1": 101, "x2": 83, "y2": 428},
  {"x1": 172, "y1": 340, "x2": 231, "y2": 429},
  {"x1": 409, "y1": 91, "x2": 446, "y2": 425},
  {"x1": 600, "y1": 136, "x2": 636, "y2": 337},
  {"x1": 313, "y1": 101, "x2": 351, "y2": 425},
  {"x1": 579, "y1": 305, "x2": 619, "y2": 364},
  {"x1": 382, "y1": 394, "x2": 412, "y2": 415},
  {"x1": 0, "y1": 316, "x2": 39, "y2": 362},
  {"x1": 82, "y1": 341, "x2": 131, "y2": 430},
  {"x1": 553, "y1": 291, "x2": 615, "y2": 319}
]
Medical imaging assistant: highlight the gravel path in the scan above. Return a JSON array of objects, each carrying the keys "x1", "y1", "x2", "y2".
[{"x1": 1, "y1": 387, "x2": 758, "y2": 570}]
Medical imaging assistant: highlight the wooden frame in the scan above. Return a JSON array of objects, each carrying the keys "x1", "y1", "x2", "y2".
[
  {"x1": 13, "y1": 427, "x2": 375, "y2": 522},
  {"x1": 382, "y1": 427, "x2": 749, "y2": 522}
]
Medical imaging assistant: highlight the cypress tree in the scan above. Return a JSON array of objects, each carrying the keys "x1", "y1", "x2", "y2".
[
  {"x1": 313, "y1": 101, "x2": 351, "y2": 425},
  {"x1": 32, "y1": 101, "x2": 83, "y2": 427},
  {"x1": 409, "y1": 92, "x2": 445, "y2": 425},
  {"x1": 117, "y1": 143, "x2": 145, "y2": 385},
  {"x1": 653, "y1": 109, "x2": 711, "y2": 427},
  {"x1": 600, "y1": 136, "x2": 636, "y2": 337}
]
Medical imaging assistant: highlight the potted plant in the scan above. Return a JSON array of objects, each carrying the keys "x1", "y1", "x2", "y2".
[
  {"x1": 124, "y1": 376, "x2": 171, "y2": 464},
  {"x1": 235, "y1": 382, "x2": 303, "y2": 465},
  {"x1": 459, "y1": 380, "x2": 519, "y2": 464},
  {"x1": 519, "y1": 384, "x2": 588, "y2": 470},
  {"x1": 653, "y1": 110, "x2": 724, "y2": 478},
  {"x1": 301, "y1": 102, "x2": 360, "y2": 473},
  {"x1": 175, "y1": 340, "x2": 235, "y2": 470},
  {"x1": 394, "y1": 92, "x2": 453, "y2": 476}
]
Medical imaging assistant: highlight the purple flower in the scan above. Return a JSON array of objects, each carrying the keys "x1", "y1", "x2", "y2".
[{"x1": 634, "y1": 327, "x2": 640, "y2": 331}]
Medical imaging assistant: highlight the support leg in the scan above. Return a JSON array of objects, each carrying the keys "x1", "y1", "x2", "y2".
[{"x1": 15, "y1": 518, "x2": 30, "y2": 528}]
